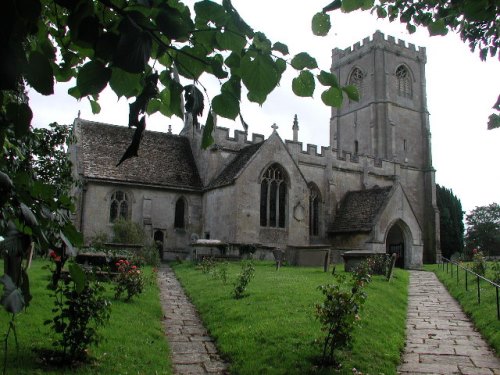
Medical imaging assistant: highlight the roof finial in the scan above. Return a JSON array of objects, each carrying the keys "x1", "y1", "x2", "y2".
[
  {"x1": 77, "y1": 110, "x2": 81, "y2": 118},
  {"x1": 292, "y1": 114, "x2": 299, "y2": 142},
  {"x1": 168, "y1": 124, "x2": 172, "y2": 134},
  {"x1": 271, "y1": 123, "x2": 278, "y2": 132}
]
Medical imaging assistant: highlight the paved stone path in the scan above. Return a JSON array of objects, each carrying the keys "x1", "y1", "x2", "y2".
[
  {"x1": 157, "y1": 264, "x2": 230, "y2": 374},
  {"x1": 398, "y1": 270, "x2": 500, "y2": 375}
]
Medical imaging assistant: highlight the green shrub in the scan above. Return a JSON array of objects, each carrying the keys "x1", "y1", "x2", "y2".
[
  {"x1": 44, "y1": 264, "x2": 111, "y2": 362},
  {"x1": 315, "y1": 273, "x2": 367, "y2": 367},
  {"x1": 138, "y1": 244, "x2": 161, "y2": 267},
  {"x1": 198, "y1": 257, "x2": 215, "y2": 274},
  {"x1": 88, "y1": 231, "x2": 109, "y2": 251},
  {"x1": 233, "y1": 261, "x2": 255, "y2": 299},
  {"x1": 471, "y1": 249, "x2": 487, "y2": 276},
  {"x1": 211, "y1": 261, "x2": 229, "y2": 284},
  {"x1": 492, "y1": 261, "x2": 500, "y2": 284},
  {"x1": 112, "y1": 218, "x2": 146, "y2": 245},
  {"x1": 114, "y1": 259, "x2": 145, "y2": 301}
]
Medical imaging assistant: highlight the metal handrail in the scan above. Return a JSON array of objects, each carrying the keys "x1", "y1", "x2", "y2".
[{"x1": 439, "y1": 255, "x2": 500, "y2": 320}]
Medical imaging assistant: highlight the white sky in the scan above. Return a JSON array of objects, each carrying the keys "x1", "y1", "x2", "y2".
[{"x1": 29, "y1": 1, "x2": 500, "y2": 215}]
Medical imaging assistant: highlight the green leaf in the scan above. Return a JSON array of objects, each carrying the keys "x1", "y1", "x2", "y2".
[
  {"x1": 376, "y1": 6, "x2": 387, "y2": 18},
  {"x1": 25, "y1": 51, "x2": 54, "y2": 95},
  {"x1": 321, "y1": 86, "x2": 343, "y2": 107},
  {"x1": 77, "y1": 61, "x2": 111, "y2": 97},
  {"x1": 68, "y1": 86, "x2": 82, "y2": 99},
  {"x1": 109, "y1": 67, "x2": 142, "y2": 98},
  {"x1": 406, "y1": 23, "x2": 417, "y2": 34},
  {"x1": 194, "y1": 1, "x2": 227, "y2": 27},
  {"x1": 69, "y1": 263, "x2": 86, "y2": 294},
  {"x1": 342, "y1": 85, "x2": 359, "y2": 101},
  {"x1": 225, "y1": 52, "x2": 240, "y2": 70},
  {"x1": 89, "y1": 99, "x2": 101, "y2": 114},
  {"x1": 291, "y1": 52, "x2": 318, "y2": 70},
  {"x1": 176, "y1": 45, "x2": 208, "y2": 80},
  {"x1": 62, "y1": 222, "x2": 83, "y2": 247},
  {"x1": 292, "y1": 71, "x2": 315, "y2": 97},
  {"x1": 272, "y1": 42, "x2": 289, "y2": 55},
  {"x1": 487, "y1": 113, "x2": 500, "y2": 130},
  {"x1": 6, "y1": 102, "x2": 32, "y2": 137},
  {"x1": 147, "y1": 99, "x2": 161, "y2": 115},
  {"x1": 240, "y1": 53, "x2": 280, "y2": 104},
  {"x1": 0, "y1": 275, "x2": 25, "y2": 314},
  {"x1": 428, "y1": 19, "x2": 448, "y2": 36},
  {"x1": 202, "y1": 111, "x2": 215, "y2": 149},
  {"x1": 216, "y1": 29, "x2": 246, "y2": 52},
  {"x1": 156, "y1": 7, "x2": 193, "y2": 40},
  {"x1": 212, "y1": 92, "x2": 239, "y2": 120},
  {"x1": 342, "y1": 0, "x2": 362, "y2": 12},
  {"x1": 317, "y1": 70, "x2": 339, "y2": 87},
  {"x1": 312, "y1": 12, "x2": 331, "y2": 36},
  {"x1": 221, "y1": 76, "x2": 241, "y2": 100},
  {"x1": 252, "y1": 32, "x2": 272, "y2": 52},
  {"x1": 113, "y1": 18, "x2": 152, "y2": 74}
]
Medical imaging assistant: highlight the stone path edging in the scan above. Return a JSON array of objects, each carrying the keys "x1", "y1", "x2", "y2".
[
  {"x1": 398, "y1": 270, "x2": 500, "y2": 375},
  {"x1": 157, "y1": 264, "x2": 230, "y2": 375}
]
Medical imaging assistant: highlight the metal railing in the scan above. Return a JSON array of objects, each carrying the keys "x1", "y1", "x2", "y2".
[{"x1": 439, "y1": 255, "x2": 500, "y2": 320}]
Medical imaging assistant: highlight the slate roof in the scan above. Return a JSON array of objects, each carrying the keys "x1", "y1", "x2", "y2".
[
  {"x1": 207, "y1": 142, "x2": 264, "y2": 189},
  {"x1": 330, "y1": 186, "x2": 392, "y2": 233},
  {"x1": 77, "y1": 120, "x2": 202, "y2": 190}
]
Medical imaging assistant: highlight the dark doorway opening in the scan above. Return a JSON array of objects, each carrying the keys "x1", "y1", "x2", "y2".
[
  {"x1": 386, "y1": 224, "x2": 405, "y2": 268},
  {"x1": 154, "y1": 230, "x2": 164, "y2": 261}
]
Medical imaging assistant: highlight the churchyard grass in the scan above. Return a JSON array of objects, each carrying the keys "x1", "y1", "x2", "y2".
[
  {"x1": 172, "y1": 261, "x2": 409, "y2": 374},
  {"x1": 0, "y1": 259, "x2": 171, "y2": 374},
  {"x1": 426, "y1": 263, "x2": 500, "y2": 354}
]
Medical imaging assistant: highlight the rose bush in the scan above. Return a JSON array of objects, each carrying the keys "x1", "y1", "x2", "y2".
[{"x1": 114, "y1": 259, "x2": 144, "y2": 301}]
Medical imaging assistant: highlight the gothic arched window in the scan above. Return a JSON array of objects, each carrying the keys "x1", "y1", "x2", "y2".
[
  {"x1": 309, "y1": 184, "x2": 321, "y2": 236},
  {"x1": 396, "y1": 65, "x2": 412, "y2": 98},
  {"x1": 174, "y1": 198, "x2": 186, "y2": 229},
  {"x1": 348, "y1": 67, "x2": 364, "y2": 98},
  {"x1": 260, "y1": 164, "x2": 287, "y2": 228},
  {"x1": 110, "y1": 191, "x2": 129, "y2": 222}
]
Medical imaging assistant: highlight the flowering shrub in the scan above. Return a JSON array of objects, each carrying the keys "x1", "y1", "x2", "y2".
[
  {"x1": 471, "y1": 249, "x2": 487, "y2": 276},
  {"x1": 114, "y1": 259, "x2": 144, "y2": 301}
]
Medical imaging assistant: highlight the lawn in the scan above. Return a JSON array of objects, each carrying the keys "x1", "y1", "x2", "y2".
[
  {"x1": 426, "y1": 263, "x2": 500, "y2": 355},
  {"x1": 0, "y1": 259, "x2": 172, "y2": 375},
  {"x1": 172, "y1": 261, "x2": 409, "y2": 375}
]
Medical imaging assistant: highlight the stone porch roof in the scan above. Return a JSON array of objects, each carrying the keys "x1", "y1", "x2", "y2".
[
  {"x1": 207, "y1": 141, "x2": 264, "y2": 189},
  {"x1": 76, "y1": 119, "x2": 202, "y2": 190},
  {"x1": 330, "y1": 186, "x2": 392, "y2": 233}
]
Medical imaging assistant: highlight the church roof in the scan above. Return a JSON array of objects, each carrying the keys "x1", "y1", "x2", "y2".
[
  {"x1": 330, "y1": 186, "x2": 392, "y2": 233},
  {"x1": 207, "y1": 141, "x2": 264, "y2": 189},
  {"x1": 76, "y1": 120, "x2": 202, "y2": 190}
]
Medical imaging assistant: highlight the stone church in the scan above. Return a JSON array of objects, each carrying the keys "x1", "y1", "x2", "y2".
[{"x1": 69, "y1": 31, "x2": 440, "y2": 268}]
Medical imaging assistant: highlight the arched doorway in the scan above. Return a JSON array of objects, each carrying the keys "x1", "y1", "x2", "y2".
[
  {"x1": 154, "y1": 230, "x2": 164, "y2": 261},
  {"x1": 386, "y1": 223, "x2": 405, "y2": 268}
]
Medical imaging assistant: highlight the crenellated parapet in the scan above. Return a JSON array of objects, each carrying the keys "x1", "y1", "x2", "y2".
[{"x1": 332, "y1": 30, "x2": 426, "y2": 68}]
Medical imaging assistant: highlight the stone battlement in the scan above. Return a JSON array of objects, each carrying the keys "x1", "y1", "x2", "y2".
[{"x1": 332, "y1": 30, "x2": 426, "y2": 64}]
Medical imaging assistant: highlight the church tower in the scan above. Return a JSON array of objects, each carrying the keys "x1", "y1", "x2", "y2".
[{"x1": 330, "y1": 31, "x2": 439, "y2": 263}]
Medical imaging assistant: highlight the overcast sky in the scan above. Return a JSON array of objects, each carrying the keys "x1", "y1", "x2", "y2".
[{"x1": 29, "y1": 1, "x2": 499, "y2": 215}]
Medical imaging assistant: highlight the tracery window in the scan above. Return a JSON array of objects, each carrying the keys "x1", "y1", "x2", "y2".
[
  {"x1": 396, "y1": 65, "x2": 412, "y2": 98},
  {"x1": 110, "y1": 191, "x2": 129, "y2": 222},
  {"x1": 174, "y1": 198, "x2": 186, "y2": 229},
  {"x1": 309, "y1": 184, "x2": 321, "y2": 236},
  {"x1": 348, "y1": 67, "x2": 364, "y2": 98},
  {"x1": 260, "y1": 164, "x2": 287, "y2": 228}
]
